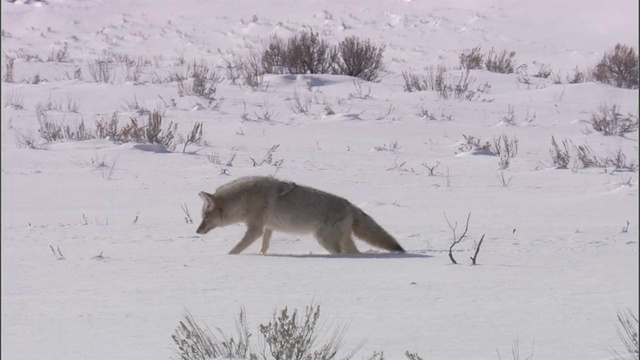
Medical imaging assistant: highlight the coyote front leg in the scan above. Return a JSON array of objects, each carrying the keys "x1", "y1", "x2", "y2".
[
  {"x1": 259, "y1": 228, "x2": 273, "y2": 254},
  {"x1": 229, "y1": 225, "x2": 264, "y2": 254}
]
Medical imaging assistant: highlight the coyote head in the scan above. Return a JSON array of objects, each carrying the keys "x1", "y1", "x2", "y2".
[{"x1": 196, "y1": 191, "x2": 224, "y2": 234}]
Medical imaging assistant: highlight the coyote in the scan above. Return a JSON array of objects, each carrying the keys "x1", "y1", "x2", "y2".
[{"x1": 196, "y1": 176, "x2": 405, "y2": 254}]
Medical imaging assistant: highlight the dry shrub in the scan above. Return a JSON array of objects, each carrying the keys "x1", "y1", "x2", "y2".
[
  {"x1": 402, "y1": 67, "x2": 479, "y2": 100},
  {"x1": 262, "y1": 30, "x2": 337, "y2": 75},
  {"x1": 485, "y1": 48, "x2": 520, "y2": 74},
  {"x1": 172, "y1": 303, "x2": 356, "y2": 360},
  {"x1": 549, "y1": 136, "x2": 571, "y2": 169},
  {"x1": 122, "y1": 110, "x2": 177, "y2": 150},
  {"x1": 459, "y1": 46, "x2": 484, "y2": 70},
  {"x1": 260, "y1": 30, "x2": 386, "y2": 81},
  {"x1": 593, "y1": 44, "x2": 639, "y2": 89},
  {"x1": 334, "y1": 36, "x2": 386, "y2": 82},
  {"x1": 590, "y1": 103, "x2": 638, "y2": 136}
]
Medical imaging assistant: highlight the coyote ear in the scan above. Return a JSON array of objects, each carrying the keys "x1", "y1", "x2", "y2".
[{"x1": 199, "y1": 191, "x2": 215, "y2": 204}]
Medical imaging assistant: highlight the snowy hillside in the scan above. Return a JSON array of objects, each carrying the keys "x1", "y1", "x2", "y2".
[{"x1": 1, "y1": 0, "x2": 638, "y2": 359}]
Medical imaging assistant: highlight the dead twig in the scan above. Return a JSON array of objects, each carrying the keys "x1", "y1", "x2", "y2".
[
  {"x1": 444, "y1": 212, "x2": 471, "y2": 264},
  {"x1": 181, "y1": 203, "x2": 193, "y2": 224},
  {"x1": 470, "y1": 234, "x2": 486, "y2": 265},
  {"x1": 50, "y1": 245, "x2": 65, "y2": 260}
]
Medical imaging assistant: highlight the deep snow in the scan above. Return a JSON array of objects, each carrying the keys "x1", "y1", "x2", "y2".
[{"x1": 1, "y1": 0, "x2": 638, "y2": 359}]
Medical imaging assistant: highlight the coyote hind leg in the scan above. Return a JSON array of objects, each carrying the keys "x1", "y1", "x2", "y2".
[
  {"x1": 339, "y1": 234, "x2": 360, "y2": 254},
  {"x1": 315, "y1": 224, "x2": 359, "y2": 254}
]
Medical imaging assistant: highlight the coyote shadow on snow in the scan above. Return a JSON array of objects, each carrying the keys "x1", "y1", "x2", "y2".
[{"x1": 258, "y1": 251, "x2": 432, "y2": 259}]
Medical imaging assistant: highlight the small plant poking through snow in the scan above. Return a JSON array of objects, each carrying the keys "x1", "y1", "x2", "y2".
[
  {"x1": 500, "y1": 105, "x2": 517, "y2": 126},
  {"x1": 348, "y1": 79, "x2": 372, "y2": 99},
  {"x1": 181, "y1": 122, "x2": 203, "y2": 153},
  {"x1": 457, "y1": 134, "x2": 493, "y2": 154},
  {"x1": 14, "y1": 129, "x2": 43, "y2": 149},
  {"x1": 4, "y1": 88, "x2": 23, "y2": 109},
  {"x1": 444, "y1": 212, "x2": 470, "y2": 265},
  {"x1": 493, "y1": 134, "x2": 519, "y2": 170},
  {"x1": 241, "y1": 53, "x2": 269, "y2": 91},
  {"x1": 250, "y1": 144, "x2": 282, "y2": 167},
  {"x1": 470, "y1": 234, "x2": 486, "y2": 265},
  {"x1": 181, "y1": 203, "x2": 193, "y2": 224},
  {"x1": 549, "y1": 136, "x2": 637, "y2": 172},
  {"x1": 100, "y1": 155, "x2": 118, "y2": 180},
  {"x1": 457, "y1": 46, "x2": 524, "y2": 74},
  {"x1": 242, "y1": 100, "x2": 278, "y2": 122},
  {"x1": 37, "y1": 114, "x2": 92, "y2": 142},
  {"x1": 30, "y1": 108, "x2": 199, "y2": 153},
  {"x1": 189, "y1": 60, "x2": 223, "y2": 99},
  {"x1": 549, "y1": 136, "x2": 571, "y2": 169},
  {"x1": 404, "y1": 351, "x2": 424, "y2": 360},
  {"x1": 499, "y1": 171, "x2": 514, "y2": 187},
  {"x1": 402, "y1": 67, "x2": 480, "y2": 100},
  {"x1": 533, "y1": 63, "x2": 552, "y2": 78},
  {"x1": 47, "y1": 44, "x2": 70, "y2": 62},
  {"x1": 49, "y1": 245, "x2": 65, "y2": 260},
  {"x1": 287, "y1": 87, "x2": 313, "y2": 115},
  {"x1": 459, "y1": 46, "x2": 484, "y2": 70},
  {"x1": 420, "y1": 108, "x2": 452, "y2": 121},
  {"x1": 125, "y1": 110, "x2": 178, "y2": 150},
  {"x1": 3, "y1": 55, "x2": 15, "y2": 83},
  {"x1": 573, "y1": 143, "x2": 601, "y2": 168},
  {"x1": 259, "y1": 305, "x2": 338, "y2": 360},
  {"x1": 373, "y1": 140, "x2": 400, "y2": 152},
  {"x1": 171, "y1": 308, "x2": 252, "y2": 360},
  {"x1": 589, "y1": 103, "x2": 639, "y2": 136},
  {"x1": 496, "y1": 337, "x2": 535, "y2": 360},
  {"x1": 87, "y1": 59, "x2": 114, "y2": 83},
  {"x1": 421, "y1": 161, "x2": 441, "y2": 176},
  {"x1": 484, "y1": 48, "x2": 522, "y2": 74},
  {"x1": 605, "y1": 149, "x2": 638, "y2": 172},
  {"x1": 612, "y1": 309, "x2": 639, "y2": 359},
  {"x1": 621, "y1": 221, "x2": 630, "y2": 233}
]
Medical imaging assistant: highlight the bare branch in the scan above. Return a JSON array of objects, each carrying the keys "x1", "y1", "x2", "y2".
[
  {"x1": 470, "y1": 234, "x2": 485, "y2": 265},
  {"x1": 181, "y1": 203, "x2": 193, "y2": 224},
  {"x1": 444, "y1": 212, "x2": 471, "y2": 264},
  {"x1": 50, "y1": 245, "x2": 65, "y2": 260}
]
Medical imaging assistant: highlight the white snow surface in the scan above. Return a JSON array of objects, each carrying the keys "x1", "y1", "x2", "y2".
[{"x1": 1, "y1": 0, "x2": 638, "y2": 359}]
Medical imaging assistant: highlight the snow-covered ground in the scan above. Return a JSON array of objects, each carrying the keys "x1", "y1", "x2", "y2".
[{"x1": 1, "y1": 0, "x2": 638, "y2": 359}]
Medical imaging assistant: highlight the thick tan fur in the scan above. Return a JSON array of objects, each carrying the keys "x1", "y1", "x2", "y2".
[{"x1": 196, "y1": 176, "x2": 405, "y2": 254}]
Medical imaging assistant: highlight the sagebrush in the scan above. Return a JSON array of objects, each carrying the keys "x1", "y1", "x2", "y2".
[
  {"x1": 402, "y1": 67, "x2": 480, "y2": 100},
  {"x1": 549, "y1": 136, "x2": 637, "y2": 171},
  {"x1": 172, "y1": 304, "x2": 357, "y2": 360},
  {"x1": 457, "y1": 46, "x2": 522, "y2": 74},
  {"x1": 592, "y1": 43, "x2": 639, "y2": 89},
  {"x1": 589, "y1": 103, "x2": 638, "y2": 136},
  {"x1": 260, "y1": 30, "x2": 386, "y2": 82},
  {"x1": 35, "y1": 107, "x2": 201, "y2": 152}
]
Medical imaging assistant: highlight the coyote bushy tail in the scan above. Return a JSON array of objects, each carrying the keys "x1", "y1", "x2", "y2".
[{"x1": 352, "y1": 206, "x2": 405, "y2": 252}]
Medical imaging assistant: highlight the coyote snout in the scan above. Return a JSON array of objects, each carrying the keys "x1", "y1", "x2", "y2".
[
  {"x1": 196, "y1": 192, "x2": 224, "y2": 234},
  {"x1": 195, "y1": 222, "x2": 213, "y2": 234},
  {"x1": 196, "y1": 176, "x2": 405, "y2": 255}
]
